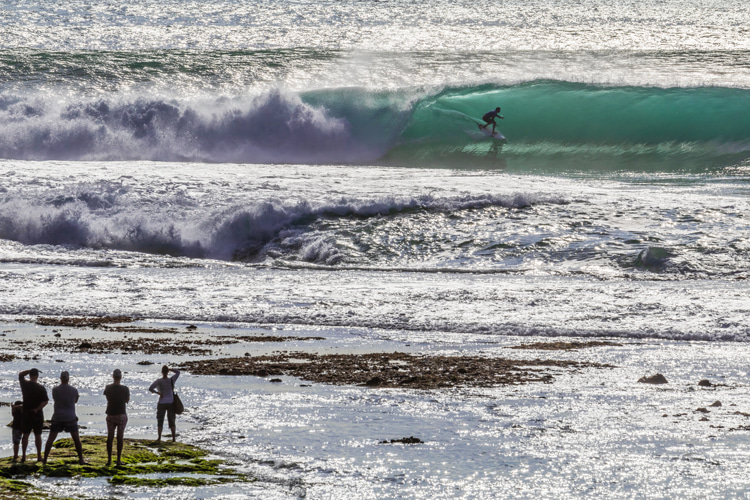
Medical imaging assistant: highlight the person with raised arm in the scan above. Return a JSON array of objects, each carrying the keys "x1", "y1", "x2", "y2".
[
  {"x1": 18, "y1": 368, "x2": 48, "y2": 462},
  {"x1": 149, "y1": 365, "x2": 180, "y2": 442}
]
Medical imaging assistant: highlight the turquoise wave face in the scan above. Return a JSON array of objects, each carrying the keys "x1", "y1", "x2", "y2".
[
  {"x1": 368, "y1": 82, "x2": 750, "y2": 173},
  {"x1": 404, "y1": 81, "x2": 750, "y2": 144}
]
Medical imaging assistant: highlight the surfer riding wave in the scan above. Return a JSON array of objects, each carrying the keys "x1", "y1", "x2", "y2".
[{"x1": 479, "y1": 107, "x2": 503, "y2": 134}]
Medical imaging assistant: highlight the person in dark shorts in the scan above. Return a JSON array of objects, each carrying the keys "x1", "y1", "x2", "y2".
[
  {"x1": 149, "y1": 365, "x2": 180, "y2": 442},
  {"x1": 19, "y1": 368, "x2": 48, "y2": 462},
  {"x1": 11, "y1": 401, "x2": 23, "y2": 462},
  {"x1": 104, "y1": 368, "x2": 130, "y2": 466},
  {"x1": 43, "y1": 371, "x2": 85, "y2": 465},
  {"x1": 479, "y1": 107, "x2": 504, "y2": 134}
]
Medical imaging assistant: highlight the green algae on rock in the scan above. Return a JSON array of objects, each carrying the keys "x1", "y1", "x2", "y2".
[
  {"x1": 0, "y1": 436, "x2": 253, "y2": 496},
  {"x1": 0, "y1": 477, "x2": 43, "y2": 500}
]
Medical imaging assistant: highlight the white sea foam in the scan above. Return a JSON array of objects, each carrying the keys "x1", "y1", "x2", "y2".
[
  {"x1": 0, "y1": 90, "x2": 388, "y2": 164},
  {"x1": 0, "y1": 182, "x2": 563, "y2": 262}
]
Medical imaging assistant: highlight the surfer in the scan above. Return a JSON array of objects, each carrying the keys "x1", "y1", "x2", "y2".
[{"x1": 479, "y1": 107, "x2": 504, "y2": 134}]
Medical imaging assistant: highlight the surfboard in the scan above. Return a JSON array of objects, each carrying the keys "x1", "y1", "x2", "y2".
[{"x1": 478, "y1": 124, "x2": 506, "y2": 140}]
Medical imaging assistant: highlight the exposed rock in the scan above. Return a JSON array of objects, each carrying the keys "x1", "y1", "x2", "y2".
[
  {"x1": 699, "y1": 417, "x2": 710, "y2": 421},
  {"x1": 698, "y1": 379, "x2": 712, "y2": 387},
  {"x1": 695, "y1": 407, "x2": 710, "y2": 413},
  {"x1": 0, "y1": 436, "x2": 251, "y2": 497},
  {"x1": 509, "y1": 340, "x2": 623, "y2": 351},
  {"x1": 38, "y1": 333, "x2": 325, "y2": 357},
  {"x1": 637, "y1": 373, "x2": 668, "y2": 384},
  {"x1": 379, "y1": 436, "x2": 423, "y2": 444},
  {"x1": 182, "y1": 352, "x2": 614, "y2": 390},
  {"x1": 36, "y1": 316, "x2": 134, "y2": 328},
  {"x1": 709, "y1": 401, "x2": 722, "y2": 407}
]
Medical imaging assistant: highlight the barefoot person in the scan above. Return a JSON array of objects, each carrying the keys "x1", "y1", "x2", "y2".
[
  {"x1": 149, "y1": 366, "x2": 180, "y2": 442},
  {"x1": 43, "y1": 371, "x2": 85, "y2": 465},
  {"x1": 104, "y1": 369, "x2": 130, "y2": 466},
  {"x1": 10, "y1": 401, "x2": 23, "y2": 462},
  {"x1": 478, "y1": 106, "x2": 504, "y2": 134},
  {"x1": 18, "y1": 368, "x2": 48, "y2": 462}
]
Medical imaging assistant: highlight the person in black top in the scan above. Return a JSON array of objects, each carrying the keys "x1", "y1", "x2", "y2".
[
  {"x1": 19, "y1": 368, "x2": 49, "y2": 462},
  {"x1": 103, "y1": 369, "x2": 130, "y2": 466}
]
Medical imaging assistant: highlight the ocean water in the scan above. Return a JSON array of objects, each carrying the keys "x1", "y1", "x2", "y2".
[{"x1": 1, "y1": 0, "x2": 750, "y2": 498}]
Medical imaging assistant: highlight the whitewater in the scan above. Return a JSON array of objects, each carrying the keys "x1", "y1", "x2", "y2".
[{"x1": 1, "y1": 0, "x2": 750, "y2": 498}]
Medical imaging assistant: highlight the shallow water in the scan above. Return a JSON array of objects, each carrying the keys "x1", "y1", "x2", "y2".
[{"x1": 2, "y1": 322, "x2": 750, "y2": 498}]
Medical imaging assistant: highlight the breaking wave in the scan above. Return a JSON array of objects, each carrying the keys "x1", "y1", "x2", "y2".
[
  {"x1": 0, "y1": 190, "x2": 558, "y2": 263},
  {"x1": 1, "y1": 81, "x2": 749, "y2": 168}
]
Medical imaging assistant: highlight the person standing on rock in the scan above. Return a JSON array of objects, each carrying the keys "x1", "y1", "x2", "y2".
[
  {"x1": 104, "y1": 368, "x2": 130, "y2": 466},
  {"x1": 18, "y1": 368, "x2": 48, "y2": 462},
  {"x1": 10, "y1": 400, "x2": 23, "y2": 462},
  {"x1": 149, "y1": 365, "x2": 180, "y2": 442},
  {"x1": 43, "y1": 371, "x2": 85, "y2": 465}
]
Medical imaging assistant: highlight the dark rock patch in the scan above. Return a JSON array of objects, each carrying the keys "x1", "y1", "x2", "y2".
[
  {"x1": 638, "y1": 374, "x2": 668, "y2": 384},
  {"x1": 508, "y1": 340, "x2": 622, "y2": 351},
  {"x1": 36, "y1": 316, "x2": 134, "y2": 328},
  {"x1": 365, "y1": 377, "x2": 382, "y2": 387},
  {"x1": 181, "y1": 352, "x2": 613, "y2": 390},
  {"x1": 380, "y1": 436, "x2": 423, "y2": 444}
]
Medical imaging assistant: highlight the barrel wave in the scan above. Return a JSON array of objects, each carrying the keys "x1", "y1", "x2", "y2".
[{"x1": 1, "y1": 80, "x2": 749, "y2": 169}]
